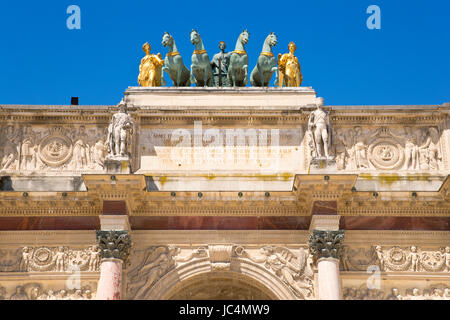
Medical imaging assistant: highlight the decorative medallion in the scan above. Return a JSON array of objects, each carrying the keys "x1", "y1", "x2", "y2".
[
  {"x1": 38, "y1": 134, "x2": 73, "y2": 167},
  {"x1": 368, "y1": 139, "x2": 404, "y2": 170},
  {"x1": 32, "y1": 247, "x2": 53, "y2": 267},
  {"x1": 384, "y1": 246, "x2": 410, "y2": 271}
]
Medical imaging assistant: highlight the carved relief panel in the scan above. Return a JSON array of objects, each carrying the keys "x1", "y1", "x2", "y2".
[
  {"x1": 0, "y1": 246, "x2": 100, "y2": 272},
  {"x1": 343, "y1": 284, "x2": 450, "y2": 300},
  {"x1": 328, "y1": 126, "x2": 444, "y2": 172},
  {"x1": 126, "y1": 244, "x2": 315, "y2": 300},
  {"x1": 341, "y1": 245, "x2": 450, "y2": 273},
  {"x1": 0, "y1": 125, "x2": 108, "y2": 174}
]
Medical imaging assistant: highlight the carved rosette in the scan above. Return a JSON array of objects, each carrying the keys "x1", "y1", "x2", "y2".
[
  {"x1": 309, "y1": 230, "x2": 345, "y2": 261},
  {"x1": 38, "y1": 131, "x2": 73, "y2": 167},
  {"x1": 95, "y1": 231, "x2": 131, "y2": 262}
]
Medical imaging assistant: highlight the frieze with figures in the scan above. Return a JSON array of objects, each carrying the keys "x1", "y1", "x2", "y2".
[
  {"x1": 340, "y1": 245, "x2": 450, "y2": 272},
  {"x1": 0, "y1": 125, "x2": 108, "y2": 173},
  {"x1": 0, "y1": 246, "x2": 100, "y2": 272},
  {"x1": 0, "y1": 283, "x2": 95, "y2": 300},
  {"x1": 343, "y1": 285, "x2": 450, "y2": 300},
  {"x1": 331, "y1": 126, "x2": 442, "y2": 172}
]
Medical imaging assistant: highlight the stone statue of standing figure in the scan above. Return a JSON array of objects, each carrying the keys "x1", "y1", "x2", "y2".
[
  {"x1": 210, "y1": 41, "x2": 231, "y2": 87},
  {"x1": 107, "y1": 99, "x2": 135, "y2": 159},
  {"x1": 308, "y1": 97, "x2": 332, "y2": 160}
]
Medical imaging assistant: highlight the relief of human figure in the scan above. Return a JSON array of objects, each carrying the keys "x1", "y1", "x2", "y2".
[
  {"x1": 418, "y1": 127, "x2": 440, "y2": 170},
  {"x1": 1, "y1": 126, "x2": 19, "y2": 170},
  {"x1": 403, "y1": 127, "x2": 419, "y2": 170},
  {"x1": 352, "y1": 127, "x2": 370, "y2": 169},
  {"x1": 88, "y1": 245, "x2": 100, "y2": 271},
  {"x1": 445, "y1": 246, "x2": 450, "y2": 272},
  {"x1": 375, "y1": 245, "x2": 385, "y2": 271},
  {"x1": 333, "y1": 128, "x2": 348, "y2": 170},
  {"x1": 92, "y1": 139, "x2": 107, "y2": 169},
  {"x1": 261, "y1": 247, "x2": 313, "y2": 299},
  {"x1": 127, "y1": 247, "x2": 178, "y2": 299},
  {"x1": 72, "y1": 140, "x2": 88, "y2": 169},
  {"x1": 21, "y1": 246, "x2": 31, "y2": 271},
  {"x1": 386, "y1": 288, "x2": 402, "y2": 300},
  {"x1": 46, "y1": 290, "x2": 57, "y2": 300},
  {"x1": 9, "y1": 286, "x2": 28, "y2": 300},
  {"x1": 107, "y1": 100, "x2": 134, "y2": 158},
  {"x1": 408, "y1": 288, "x2": 422, "y2": 300},
  {"x1": 20, "y1": 138, "x2": 34, "y2": 170},
  {"x1": 55, "y1": 246, "x2": 66, "y2": 272},
  {"x1": 410, "y1": 246, "x2": 420, "y2": 272},
  {"x1": 83, "y1": 289, "x2": 93, "y2": 300}
]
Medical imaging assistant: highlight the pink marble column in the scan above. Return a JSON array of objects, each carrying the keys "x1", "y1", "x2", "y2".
[
  {"x1": 95, "y1": 230, "x2": 131, "y2": 300},
  {"x1": 95, "y1": 258, "x2": 123, "y2": 300},
  {"x1": 317, "y1": 257, "x2": 341, "y2": 300}
]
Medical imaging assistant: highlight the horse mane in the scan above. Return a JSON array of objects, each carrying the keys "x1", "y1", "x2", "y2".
[{"x1": 190, "y1": 29, "x2": 198, "y2": 35}]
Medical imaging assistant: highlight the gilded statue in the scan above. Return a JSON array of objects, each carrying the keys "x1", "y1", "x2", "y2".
[
  {"x1": 138, "y1": 42, "x2": 164, "y2": 87},
  {"x1": 277, "y1": 42, "x2": 302, "y2": 87}
]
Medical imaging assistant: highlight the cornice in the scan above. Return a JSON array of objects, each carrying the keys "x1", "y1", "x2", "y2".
[
  {"x1": 344, "y1": 230, "x2": 450, "y2": 245},
  {"x1": 0, "y1": 230, "x2": 96, "y2": 245},
  {"x1": 130, "y1": 230, "x2": 310, "y2": 245}
]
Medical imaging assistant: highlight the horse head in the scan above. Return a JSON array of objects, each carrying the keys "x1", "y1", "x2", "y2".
[
  {"x1": 190, "y1": 29, "x2": 200, "y2": 45},
  {"x1": 240, "y1": 29, "x2": 250, "y2": 45},
  {"x1": 162, "y1": 32, "x2": 173, "y2": 47},
  {"x1": 266, "y1": 32, "x2": 278, "y2": 48}
]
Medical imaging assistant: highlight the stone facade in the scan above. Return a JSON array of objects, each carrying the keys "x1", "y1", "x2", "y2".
[{"x1": 0, "y1": 87, "x2": 449, "y2": 299}]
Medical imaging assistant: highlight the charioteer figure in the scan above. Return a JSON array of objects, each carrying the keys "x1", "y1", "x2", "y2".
[{"x1": 210, "y1": 41, "x2": 231, "y2": 87}]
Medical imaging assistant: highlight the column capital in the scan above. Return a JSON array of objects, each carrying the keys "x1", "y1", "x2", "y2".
[
  {"x1": 95, "y1": 230, "x2": 131, "y2": 262},
  {"x1": 309, "y1": 229, "x2": 345, "y2": 260}
]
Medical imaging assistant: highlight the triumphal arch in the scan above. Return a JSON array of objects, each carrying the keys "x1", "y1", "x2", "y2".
[{"x1": 0, "y1": 36, "x2": 449, "y2": 300}]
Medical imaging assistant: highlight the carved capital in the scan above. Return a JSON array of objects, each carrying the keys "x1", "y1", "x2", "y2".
[
  {"x1": 95, "y1": 230, "x2": 131, "y2": 262},
  {"x1": 309, "y1": 230, "x2": 345, "y2": 260}
]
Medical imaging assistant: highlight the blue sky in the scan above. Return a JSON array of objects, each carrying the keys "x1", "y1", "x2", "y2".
[{"x1": 0, "y1": 0, "x2": 449, "y2": 106}]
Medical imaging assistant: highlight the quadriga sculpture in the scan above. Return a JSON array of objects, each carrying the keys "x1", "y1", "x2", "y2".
[
  {"x1": 190, "y1": 29, "x2": 213, "y2": 87},
  {"x1": 228, "y1": 30, "x2": 250, "y2": 87},
  {"x1": 161, "y1": 32, "x2": 191, "y2": 87},
  {"x1": 250, "y1": 32, "x2": 278, "y2": 87}
]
